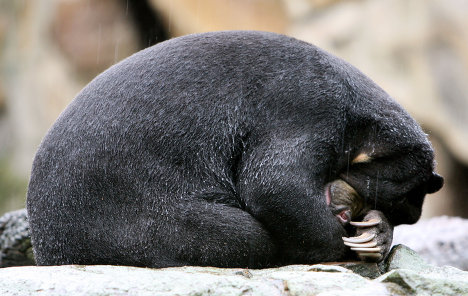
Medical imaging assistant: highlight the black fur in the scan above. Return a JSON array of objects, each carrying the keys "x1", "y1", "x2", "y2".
[{"x1": 26, "y1": 31, "x2": 443, "y2": 268}]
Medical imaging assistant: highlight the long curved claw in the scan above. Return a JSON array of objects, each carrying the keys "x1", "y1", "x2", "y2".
[
  {"x1": 349, "y1": 218, "x2": 381, "y2": 227},
  {"x1": 343, "y1": 241, "x2": 377, "y2": 248},
  {"x1": 344, "y1": 210, "x2": 393, "y2": 263},
  {"x1": 343, "y1": 230, "x2": 382, "y2": 262},
  {"x1": 342, "y1": 232, "x2": 375, "y2": 243},
  {"x1": 350, "y1": 247, "x2": 381, "y2": 253}
]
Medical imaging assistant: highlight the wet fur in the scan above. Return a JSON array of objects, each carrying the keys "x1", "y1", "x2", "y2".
[{"x1": 27, "y1": 31, "x2": 442, "y2": 268}]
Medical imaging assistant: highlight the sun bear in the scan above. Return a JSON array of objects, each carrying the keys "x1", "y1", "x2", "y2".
[{"x1": 27, "y1": 31, "x2": 443, "y2": 268}]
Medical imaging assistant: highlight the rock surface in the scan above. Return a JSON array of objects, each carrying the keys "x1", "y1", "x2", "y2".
[
  {"x1": 379, "y1": 245, "x2": 468, "y2": 296},
  {"x1": 0, "y1": 264, "x2": 382, "y2": 296},
  {"x1": 0, "y1": 208, "x2": 34, "y2": 267},
  {"x1": 0, "y1": 245, "x2": 467, "y2": 295},
  {"x1": 393, "y1": 215, "x2": 468, "y2": 270}
]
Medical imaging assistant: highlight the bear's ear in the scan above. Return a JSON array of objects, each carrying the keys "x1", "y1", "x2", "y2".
[{"x1": 427, "y1": 172, "x2": 444, "y2": 194}]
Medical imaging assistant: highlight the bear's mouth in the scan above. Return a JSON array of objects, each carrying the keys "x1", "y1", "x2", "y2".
[
  {"x1": 337, "y1": 208, "x2": 351, "y2": 224},
  {"x1": 332, "y1": 204, "x2": 352, "y2": 224}
]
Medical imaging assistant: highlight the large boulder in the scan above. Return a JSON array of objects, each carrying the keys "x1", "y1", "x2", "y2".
[{"x1": 0, "y1": 245, "x2": 467, "y2": 295}]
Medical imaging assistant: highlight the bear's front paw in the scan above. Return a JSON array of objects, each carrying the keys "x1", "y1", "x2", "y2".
[{"x1": 341, "y1": 210, "x2": 393, "y2": 262}]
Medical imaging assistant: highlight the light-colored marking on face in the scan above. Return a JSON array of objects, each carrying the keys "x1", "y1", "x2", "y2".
[{"x1": 352, "y1": 153, "x2": 372, "y2": 164}]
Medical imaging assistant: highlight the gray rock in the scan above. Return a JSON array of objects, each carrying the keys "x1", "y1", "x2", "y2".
[
  {"x1": 0, "y1": 264, "x2": 389, "y2": 296},
  {"x1": 334, "y1": 262, "x2": 383, "y2": 279},
  {"x1": 393, "y1": 216, "x2": 468, "y2": 270},
  {"x1": 0, "y1": 242, "x2": 467, "y2": 295},
  {"x1": 378, "y1": 245, "x2": 468, "y2": 295},
  {"x1": 384, "y1": 244, "x2": 433, "y2": 273},
  {"x1": 0, "y1": 209, "x2": 34, "y2": 267}
]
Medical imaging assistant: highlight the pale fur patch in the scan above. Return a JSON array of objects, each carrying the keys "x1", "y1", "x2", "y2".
[{"x1": 352, "y1": 153, "x2": 372, "y2": 164}]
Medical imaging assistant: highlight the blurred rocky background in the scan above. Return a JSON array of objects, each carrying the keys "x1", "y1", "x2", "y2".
[{"x1": 0, "y1": 0, "x2": 467, "y2": 220}]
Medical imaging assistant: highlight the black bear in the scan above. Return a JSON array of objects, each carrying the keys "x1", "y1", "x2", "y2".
[{"x1": 27, "y1": 31, "x2": 443, "y2": 268}]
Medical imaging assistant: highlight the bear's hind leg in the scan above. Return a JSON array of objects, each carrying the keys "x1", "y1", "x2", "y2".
[{"x1": 147, "y1": 200, "x2": 278, "y2": 268}]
